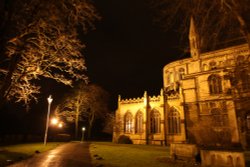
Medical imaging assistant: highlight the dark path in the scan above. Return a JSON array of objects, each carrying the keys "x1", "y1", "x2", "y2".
[{"x1": 7, "y1": 142, "x2": 92, "y2": 167}]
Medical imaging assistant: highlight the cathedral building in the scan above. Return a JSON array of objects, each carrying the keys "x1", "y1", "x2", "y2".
[{"x1": 113, "y1": 18, "x2": 250, "y2": 148}]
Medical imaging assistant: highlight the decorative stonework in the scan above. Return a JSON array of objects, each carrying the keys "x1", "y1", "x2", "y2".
[
  {"x1": 170, "y1": 143, "x2": 199, "y2": 161},
  {"x1": 200, "y1": 150, "x2": 245, "y2": 167},
  {"x1": 114, "y1": 16, "x2": 250, "y2": 150},
  {"x1": 120, "y1": 97, "x2": 144, "y2": 104},
  {"x1": 149, "y1": 95, "x2": 161, "y2": 102}
]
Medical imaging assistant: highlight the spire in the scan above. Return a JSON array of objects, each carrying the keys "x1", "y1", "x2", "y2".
[
  {"x1": 189, "y1": 16, "x2": 200, "y2": 59},
  {"x1": 143, "y1": 91, "x2": 148, "y2": 107}
]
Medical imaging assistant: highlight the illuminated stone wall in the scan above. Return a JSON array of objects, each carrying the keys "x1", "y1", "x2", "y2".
[
  {"x1": 114, "y1": 17, "x2": 250, "y2": 147},
  {"x1": 163, "y1": 44, "x2": 249, "y2": 146},
  {"x1": 113, "y1": 91, "x2": 165, "y2": 145}
]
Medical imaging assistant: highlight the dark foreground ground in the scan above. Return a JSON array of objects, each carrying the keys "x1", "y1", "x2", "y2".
[{"x1": 7, "y1": 142, "x2": 91, "y2": 167}]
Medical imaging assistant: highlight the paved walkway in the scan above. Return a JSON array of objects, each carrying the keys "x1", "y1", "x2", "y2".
[{"x1": 8, "y1": 142, "x2": 92, "y2": 167}]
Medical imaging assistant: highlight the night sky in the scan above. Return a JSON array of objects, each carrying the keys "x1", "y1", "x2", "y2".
[
  {"x1": 84, "y1": 0, "x2": 184, "y2": 109},
  {"x1": 0, "y1": 0, "x2": 188, "y2": 136}
]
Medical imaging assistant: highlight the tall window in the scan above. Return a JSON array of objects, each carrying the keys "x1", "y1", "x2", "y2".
[
  {"x1": 167, "y1": 72, "x2": 174, "y2": 84},
  {"x1": 179, "y1": 68, "x2": 185, "y2": 80},
  {"x1": 211, "y1": 108, "x2": 228, "y2": 127},
  {"x1": 247, "y1": 115, "x2": 250, "y2": 130},
  {"x1": 135, "y1": 111, "x2": 143, "y2": 133},
  {"x1": 165, "y1": 71, "x2": 169, "y2": 85},
  {"x1": 203, "y1": 64, "x2": 208, "y2": 71},
  {"x1": 240, "y1": 70, "x2": 250, "y2": 91},
  {"x1": 208, "y1": 74, "x2": 222, "y2": 94},
  {"x1": 124, "y1": 112, "x2": 133, "y2": 133},
  {"x1": 168, "y1": 108, "x2": 181, "y2": 134},
  {"x1": 150, "y1": 110, "x2": 160, "y2": 134},
  {"x1": 237, "y1": 56, "x2": 244, "y2": 65}
]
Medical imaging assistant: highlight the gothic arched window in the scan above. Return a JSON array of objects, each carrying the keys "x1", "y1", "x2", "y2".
[
  {"x1": 179, "y1": 68, "x2": 185, "y2": 80},
  {"x1": 247, "y1": 115, "x2": 250, "y2": 130},
  {"x1": 168, "y1": 108, "x2": 181, "y2": 134},
  {"x1": 203, "y1": 64, "x2": 208, "y2": 71},
  {"x1": 150, "y1": 110, "x2": 160, "y2": 134},
  {"x1": 237, "y1": 56, "x2": 244, "y2": 65},
  {"x1": 135, "y1": 111, "x2": 143, "y2": 133},
  {"x1": 167, "y1": 72, "x2": 174, "y2": 84},
  {"x1": 124, "y1": 112, "x2": 133, "y2": 133},
  {"x1": 240, "y1": 70, "x2": 250, "y2": 91},
  {"x1": 208, "y1": 74, "x2": 222, "y2": 94}
]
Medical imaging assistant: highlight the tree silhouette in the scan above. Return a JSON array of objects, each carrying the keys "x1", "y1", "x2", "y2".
[
  {"x1": 0, "y1": 0, "x2": 100, "y2": 107},
  {"x1": 56, "y1": 83, "x2": 109, "y2": 139},
  {"x1": 151, "y1": 0, "x2": 250, "y2": 52}
]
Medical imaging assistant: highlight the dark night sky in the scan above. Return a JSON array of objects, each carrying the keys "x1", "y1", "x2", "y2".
[
  {"x1": 0, "y1": 0, "x2": 188, "y2": 136},
  {"x1": 84, "y1": 0, "x2": 184, "y2": 109}
]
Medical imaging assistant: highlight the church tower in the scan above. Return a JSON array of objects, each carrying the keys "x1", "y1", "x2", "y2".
[{"x1": 189, "y1": 17, "x2": 200, "y2": 59}]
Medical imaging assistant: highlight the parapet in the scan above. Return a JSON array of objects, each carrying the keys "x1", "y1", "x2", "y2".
[{"x1": 120, "y1": 97, "x2": 144, "y2": 104}]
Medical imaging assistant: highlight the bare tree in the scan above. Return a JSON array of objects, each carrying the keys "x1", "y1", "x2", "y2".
[
  {"x1": 106, "y1": 111, "x2": 124, "y2": 143},
  {"x1": 0, "y1": 0, "x2": 100, "y2": 108},
  {"x1": 56, "y1": 83, "x2": 109, "y2": 139},
  {"x1": 103, "y1": 113, "x2": 116, "y2": 135},
  {"x1": 151, "y1": 0, "x2": 250, "y2": 52}
]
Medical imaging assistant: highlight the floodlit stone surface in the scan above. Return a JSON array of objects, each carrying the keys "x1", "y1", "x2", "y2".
[
  {"x1": 113, "y1": 18, "x2": 250, "y2": 149},
  {"x1": 201, "y1": 150, "x2": 245, "y2": 167}
]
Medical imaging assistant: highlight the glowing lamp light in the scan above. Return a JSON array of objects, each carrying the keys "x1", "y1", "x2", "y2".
[
  {"x1": 51, "y1": 118, "x2": 58, "y2": 125},
  {"x1": 47, "y1": 95, "x2": 53, "y2": 104},
  {"x1": 58, "y1": 123, "x2": 63, "y2": 128},
  {"x1": 81, "y1": 126, "x2": 86, "y2": 142}
]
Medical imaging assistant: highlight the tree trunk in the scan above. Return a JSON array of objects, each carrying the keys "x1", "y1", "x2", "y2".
[
  {"x1": 88, "y1": 111, "x2": 95, "y2": 139},
  {"x1": 74, "y1": 96, "x2": 81, "y2": 139}
]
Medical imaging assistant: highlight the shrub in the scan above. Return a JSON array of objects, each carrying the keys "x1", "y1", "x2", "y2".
[{"x1": 117, "y1": 135, "x2": 133, "y2": 144}]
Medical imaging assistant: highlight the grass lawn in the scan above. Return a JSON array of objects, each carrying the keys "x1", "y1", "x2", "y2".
[
  {"x1": 89, "y1": 142, "x2": 197, "y2": 167},
  {"x1": 0, "y1": 142, "x2": 64, "y2": 166}
]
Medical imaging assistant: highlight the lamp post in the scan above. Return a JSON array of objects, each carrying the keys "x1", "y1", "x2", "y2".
[
  {"x1": 44, "y1": 95, "x2": 53, "y2": 145},
  {"x1": 81, "y1": 127, "x2": 86, "y2": 142}
]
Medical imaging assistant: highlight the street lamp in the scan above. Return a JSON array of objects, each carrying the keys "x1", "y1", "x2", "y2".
[
  {"x1": 51, "y1": 117, "x2": 58, "y2": 125},
  {"x1": 58, "y1": 123, "x2": 63, "y2": 128},
  {"x1": 81, "y1": 127, "x2": 86, "y2": 142},
  {"x1": 44, "y1": 95, "x2": 53, "y2": 145}
]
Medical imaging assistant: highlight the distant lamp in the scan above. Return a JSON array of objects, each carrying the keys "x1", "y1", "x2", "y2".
[
  {"x1": 81, "y1": 127, "x2": 86, "y2": 142},
  {"x1": 58, "y1": 123, "x2": 63, "y2": 128}
]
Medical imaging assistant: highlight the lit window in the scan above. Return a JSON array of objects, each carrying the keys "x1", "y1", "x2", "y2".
[
  {"x1": 150, "y1": 110, "x2": 160, "y2": 134},
  {"x1": 124, "y1": 112, "x2": 133, "y2": 133},
  {"x1": 208, "y1": 74, "x2": 222, "y2": 94},
  {"x1": 247, "y1": 115, "x2": 250, "y2": 130},
  {"x1": 166, "y1": 72, "x2": 174, "y2": 84},
  {"x1": 135, "y1": 111, "x2": 143, "y2": 133},
  {"x1": 168, "y1": 108, "x2": 181, "y2": 134},
  {"x1": 203, "y1": 64, "x2": 208, "y2": 71},
  {"x1": 179, "y1": 68, "x2": 185, "y2": 80}
]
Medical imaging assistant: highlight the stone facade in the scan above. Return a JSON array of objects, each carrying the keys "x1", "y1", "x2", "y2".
[
  {"x1": 113, "y1": 18, "x2": 250, "y2": 148},
  {"x1": 113, "y1": 91, "x2": 166, "y2": 145}
]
